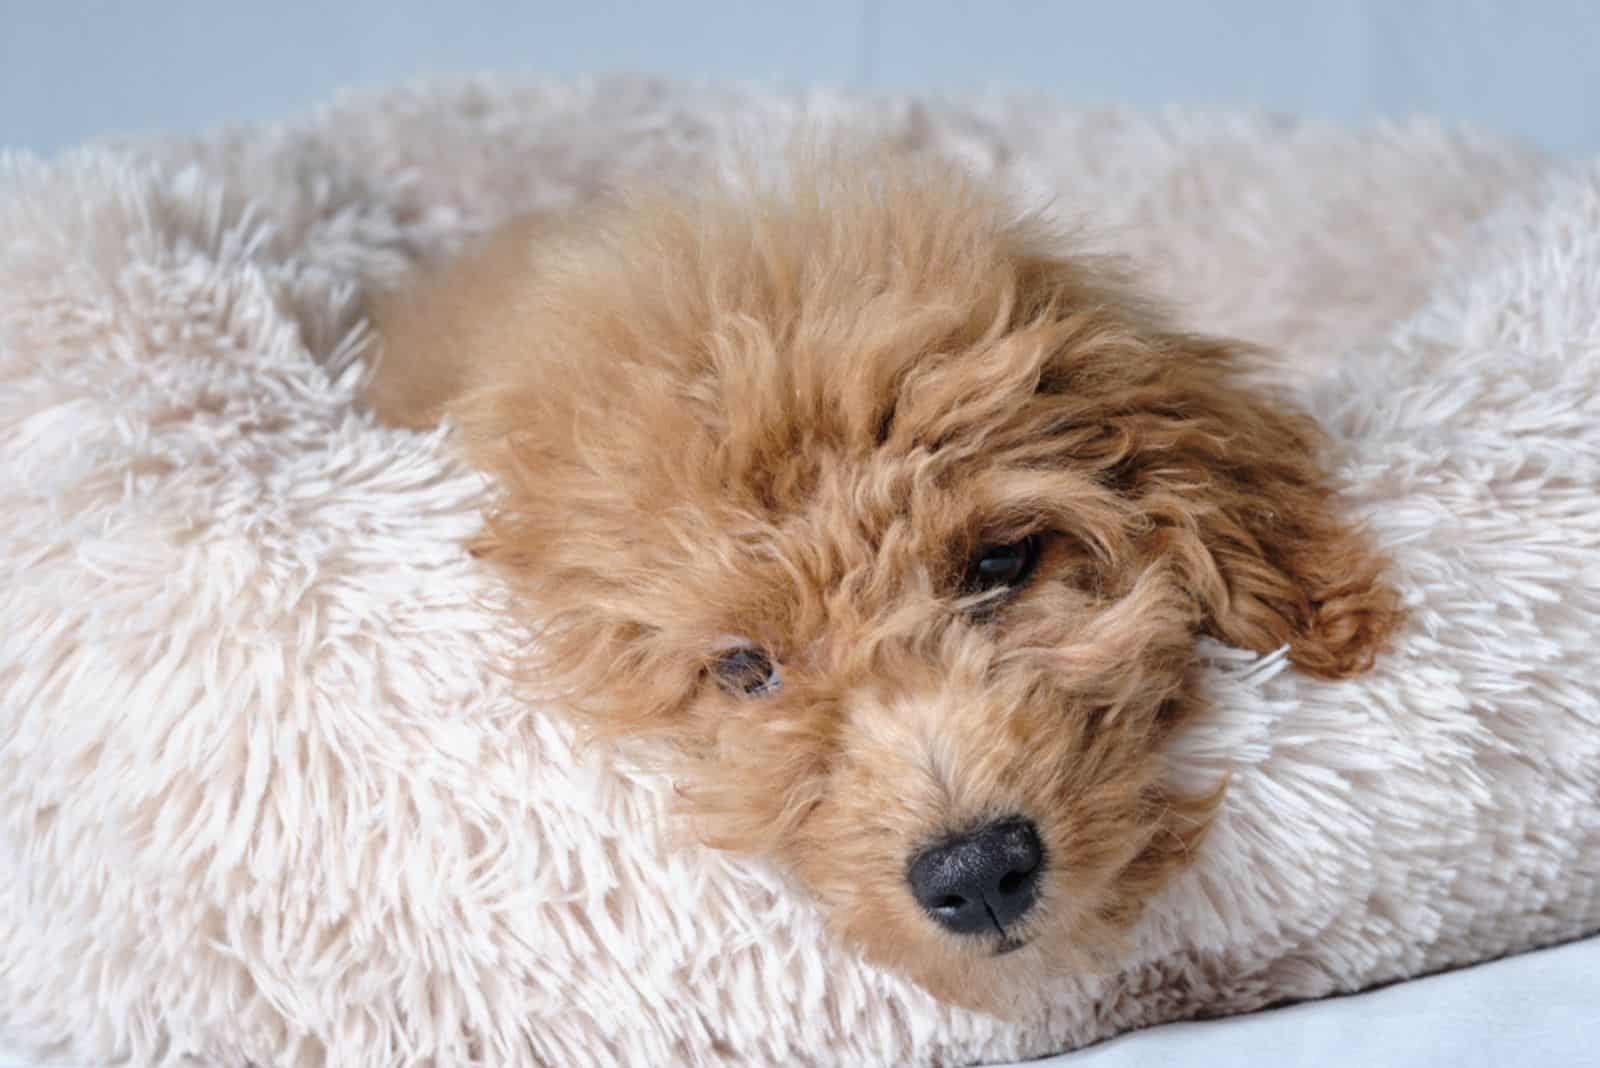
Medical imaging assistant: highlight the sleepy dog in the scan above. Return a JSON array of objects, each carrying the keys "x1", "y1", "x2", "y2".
[{"x1": 366, "y1": 148, "x2": 1398, "y2": 1012}]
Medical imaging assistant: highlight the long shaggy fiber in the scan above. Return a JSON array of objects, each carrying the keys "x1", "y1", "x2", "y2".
[{"x1": 2, "y1": 76, "x2": 1597, "y2": 1067}]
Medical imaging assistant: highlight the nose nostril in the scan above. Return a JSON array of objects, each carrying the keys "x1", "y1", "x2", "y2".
[
  {"x1": 907, "y1": 817, "x2": 1046, "y2": 936},
  {"x1": 997, "y1": 870, "x2": 1029, "y2": 896}
]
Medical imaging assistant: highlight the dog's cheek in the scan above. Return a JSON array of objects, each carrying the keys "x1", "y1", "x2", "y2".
[
  {"x1": 663, "y1": 695, "x2": 838, "y2": 856},
  {"x1": 775, "y1": 701, "x2": 968, "y2": 976},
  {"x1": 785, "y1": 794, "x2": 937, "y2": 978}
]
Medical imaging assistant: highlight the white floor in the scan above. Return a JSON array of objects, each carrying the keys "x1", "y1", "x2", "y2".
[{"x1": 1005, "y1": 935, "x2": 1600, "y2": 1068}]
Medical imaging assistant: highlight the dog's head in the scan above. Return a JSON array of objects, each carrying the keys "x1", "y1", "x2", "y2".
[{"x1": 452, "y1": 157, "x2": 1398, "y2": 1012}]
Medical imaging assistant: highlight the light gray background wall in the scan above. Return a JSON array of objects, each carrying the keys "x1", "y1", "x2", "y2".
[{"x1": 3, "y1": 0, "x2": 1597, "y2": 157}]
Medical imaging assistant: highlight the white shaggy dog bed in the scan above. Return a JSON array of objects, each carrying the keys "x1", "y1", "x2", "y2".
[{"x1": 2, "y1": 77, "x2": 1598, "y2": 1067}]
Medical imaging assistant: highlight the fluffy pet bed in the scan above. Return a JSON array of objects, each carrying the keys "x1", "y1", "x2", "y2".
[{"x1": 2, "y1": 77, "x2": 1597, "y2": 1067}]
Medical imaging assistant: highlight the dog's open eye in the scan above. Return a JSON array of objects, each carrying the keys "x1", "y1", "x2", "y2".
[
  {"x1": 966, "y1": 534, "x2": 1042, "y2": 595},
  {"x1": 710, "y1": 646, "x2": 783, "y2": 697}
]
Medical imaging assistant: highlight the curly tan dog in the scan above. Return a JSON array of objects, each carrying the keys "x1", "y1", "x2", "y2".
[{"x1": 367, "y1": 150, "x2": 1398, "y2": 1013}]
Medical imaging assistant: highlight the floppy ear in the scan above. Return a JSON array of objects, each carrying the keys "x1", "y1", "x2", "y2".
[
  {"x1": 1007, "y1": 248, "x2": 1400, "y2": 679},
  {"x1": 1106, "y1": 332, "x2": 1401, "y2": 679}
]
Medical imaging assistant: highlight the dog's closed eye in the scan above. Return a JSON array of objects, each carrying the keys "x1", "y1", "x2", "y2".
[{"x1": 710, "y1": 644, "x2": 784, "y2": 697}]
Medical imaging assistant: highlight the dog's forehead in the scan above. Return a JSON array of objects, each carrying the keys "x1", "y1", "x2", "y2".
[{"x1": 658, "y1": 445, "x2": 1012, "y2": 623}]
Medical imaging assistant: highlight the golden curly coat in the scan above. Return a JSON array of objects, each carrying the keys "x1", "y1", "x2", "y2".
[{"x1": 368, "y1": 150, "x2": 1398, "y2": 1011}]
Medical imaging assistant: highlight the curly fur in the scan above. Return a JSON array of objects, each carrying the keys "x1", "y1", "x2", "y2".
[{"x1": 368, "y1": 149, "x2": 1399, "y2": 1011}]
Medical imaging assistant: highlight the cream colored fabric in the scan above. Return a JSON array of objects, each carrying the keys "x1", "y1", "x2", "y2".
[{"x1": 1, "y1": 77, "x2": 1596, "y2": 1067}]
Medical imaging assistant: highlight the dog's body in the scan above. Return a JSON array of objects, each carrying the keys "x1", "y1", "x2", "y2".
[{"x1": 367, "y1": 152, "x2": 1398, "y2": 1012}]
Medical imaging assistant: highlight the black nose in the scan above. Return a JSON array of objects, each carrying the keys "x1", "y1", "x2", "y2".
[{"x1": 907, "y1": 818, "x2": 1044, "y2": 936}]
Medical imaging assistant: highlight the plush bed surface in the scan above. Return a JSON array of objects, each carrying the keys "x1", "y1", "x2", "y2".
[
  {"x1": 3, "y1": 936, "x2": 1595, "y2": 1068},
  {"x1": 1, "y1": 76, "x2": 1598, "y2": 1067}
]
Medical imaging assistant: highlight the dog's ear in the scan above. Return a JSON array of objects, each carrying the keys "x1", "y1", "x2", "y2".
[
  {"x1": 1013, "y1": 253, "x2": 1401, "y2": 679},
  {"x1": 1122, "y1": 334, "x2": 1400, "y2": 678}
]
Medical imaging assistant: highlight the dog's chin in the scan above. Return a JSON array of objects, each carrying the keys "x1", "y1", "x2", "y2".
[
  {"x1": 834, "y1": 906, "x2": 1110, "y2": 1019},
  {"x1": 887, "y1": 938, "x2": 1063, "y2": 1018}
]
